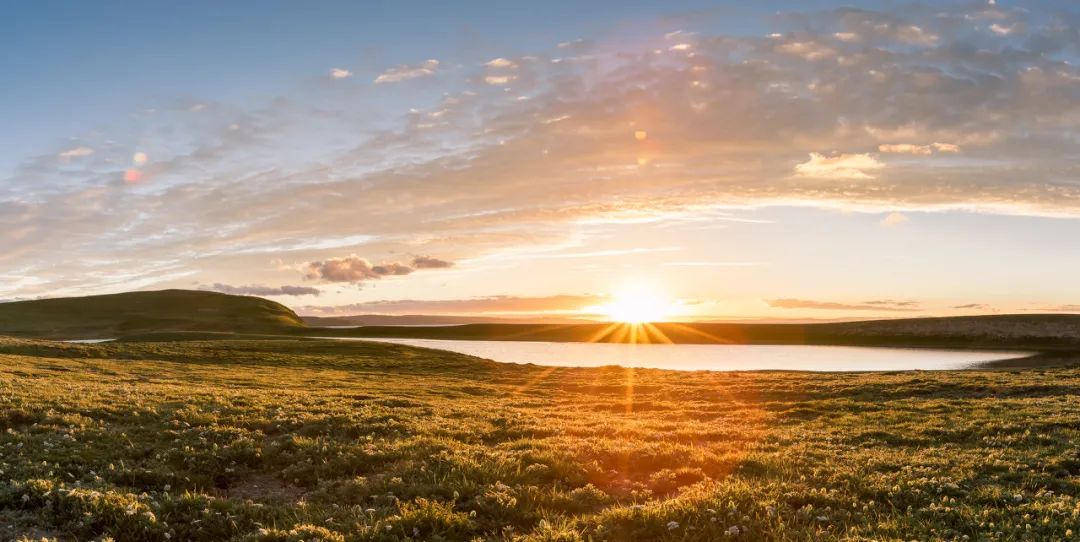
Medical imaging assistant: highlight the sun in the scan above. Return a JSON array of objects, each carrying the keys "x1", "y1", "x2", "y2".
[{"x1": 600, "y1": 284, "x2": 677, "y2": 324}]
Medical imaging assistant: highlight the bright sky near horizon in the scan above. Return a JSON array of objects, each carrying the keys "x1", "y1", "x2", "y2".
[{"x1": 3, "y1": 0, "x2": 1080, "y2": 321}]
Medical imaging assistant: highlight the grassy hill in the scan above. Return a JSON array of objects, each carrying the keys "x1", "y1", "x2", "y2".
[
  {"x1": 0, "y1": 289, "x2": 305, "y2": 339},
  {"x1": 325, "y1": 314, "x2": 1080, "y2": 350}
]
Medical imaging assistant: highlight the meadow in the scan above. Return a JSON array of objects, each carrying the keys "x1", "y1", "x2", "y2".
[{"x1": 1, "y1": 337, "x2": 1079, "y2": 541}]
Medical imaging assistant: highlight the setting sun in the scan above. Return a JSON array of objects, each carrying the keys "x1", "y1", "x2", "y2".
[{"x1": 600, "y1": 284, "x2": 677, "y2": 323}]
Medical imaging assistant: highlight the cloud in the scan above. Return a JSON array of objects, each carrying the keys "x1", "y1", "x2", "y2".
[
  {"x1": 483, "y1": 74, "x2": 516, "y2": 85},
  {"x1": 6, "y1": 2, "x2": 1080, "y2": 299},
  {"x1": 775, "y1": 40, "x2": 835, "y2": 61},
  {"x1": 411, "y1": 256, "x2": 454, "y2": 269},
  {"x1": 301, "y1": 294, "x2": 605, "y2": 316},
  {"x1": 767, "y1": 298, "x2": 922, "y2": 312},
  {"x1": 374, "y1": 59, "x2": 439, "y2": 84},
  {"x1": 989, "y1": 23, "x2": 1015, "y2": 36},
  {"x1": 663, "y1": 261, "x2": 760, "y2": 267},
  {"x1": 57, "y1": 147, "x2": 94, "y2": 160},
  {"x1": 794, "y1": 153, "x2": 884, "y2": 180},
  {"x1": 952, "y1": 303, "x2": 990, "y2": 310},
  {"x1": 329, "y1": 68, "x2": 353, "y2": 79},
  {"x1": 303, "y1": 255, "x2": 454, "y2": 283},
  {"x1": 880, "y1": 212, "x2": 908, "y2": 227},
  {"x1": 485, "y1": 58, "x2": 517, "y2": 69},
  {"x1": 1030, "y1": 305, "x2": 1080, "y2": 313},
  {"x1": 203, "y1": 283, "x2": 321, "y2": 296},
  {"x1": 878, "y1": 142, "x2": 960, "y2": 155}
]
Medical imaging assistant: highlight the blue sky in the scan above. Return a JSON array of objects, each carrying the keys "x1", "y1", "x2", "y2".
[{"x1": 4, "y1": 1, "x2": 1080, "y2": 320}]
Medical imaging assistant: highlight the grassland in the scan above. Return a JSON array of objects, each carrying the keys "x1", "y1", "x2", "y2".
[{"x1": 1, "y1": 337, "x2": 1079, "y2": 541}]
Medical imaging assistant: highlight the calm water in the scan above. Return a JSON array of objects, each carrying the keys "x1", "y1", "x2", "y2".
[{"x1": 334, "y1": 338, "x2": 1028, "y2": 372}]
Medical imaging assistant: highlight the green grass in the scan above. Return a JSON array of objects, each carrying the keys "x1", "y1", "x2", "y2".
[{"x1": 1, "y1": 337, "x2": 1079, "y2": 541}]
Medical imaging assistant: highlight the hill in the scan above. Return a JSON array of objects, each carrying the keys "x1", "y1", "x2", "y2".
[
  {"x1": 302, "y1": 313, "x2": 589, "y2": 326},
  {"x1": 0, "y1": 289, "x2": 305, "y2": 339},
  {"x1": 324, "y1": 314, "x2": 1080, "y2": 350}
]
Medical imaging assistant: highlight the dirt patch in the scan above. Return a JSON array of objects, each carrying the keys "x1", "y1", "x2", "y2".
[
  {"x1": 226, "y1": 473, "x2": 306, "y2": 504},
  {"x1": 0, "y1": 510, "x2": 69, "y2": 541}
]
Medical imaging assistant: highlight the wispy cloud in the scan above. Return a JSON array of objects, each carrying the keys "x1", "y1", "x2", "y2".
[
  {"x1": 301, "y1": 294, "x2": 605, "y2": 316},
  {"x1": 374, "y1": 59, "x2": 439, "y2": 83},
  {"x1": 202, "y1": 283, "x2": 321, "y2": 297},
  {"x1": 57, "y1": 147, "x2": 93, "y2": 160},
  {"x1": 767, "y1": 298, "x2": 922, "y2": 312},
  {"x1": 878, "y1": 142, "x2": 960, "y2": 155},
  {"x1": 664, "y1": 261, "x2": 761, "y2": 267},
  {"x1": 794, "y1": 153, "x2": 884, "y2": 180}
]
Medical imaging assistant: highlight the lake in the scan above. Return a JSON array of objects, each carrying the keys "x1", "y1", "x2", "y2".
[{"x1": 329, "y1": 337, "x2": 1028, "y2": 372}]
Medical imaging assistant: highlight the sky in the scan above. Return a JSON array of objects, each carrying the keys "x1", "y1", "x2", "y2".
[{"x1": 3, "y1": 0, "x2": 1080, "y2": 321}]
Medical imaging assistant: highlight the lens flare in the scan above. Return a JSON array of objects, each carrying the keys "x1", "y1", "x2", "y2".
[{"x1": 600, "y1": 284, "x2": 676, "y2": 324}]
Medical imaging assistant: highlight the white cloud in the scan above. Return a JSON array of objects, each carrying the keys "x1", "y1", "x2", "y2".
[
  {"x1": 794, "y1": 153, "x2": 884, "y2": 180},
  {"x1": 329, "y1": 68, "x2": 353, "y2": 79},
  {"x1": 879, "y1": 143, "x2": 934, "y2": 155},
  {"x1": 483, "y1": 74, "x2": 516, "y2": 85},
  {"x1": 776, "y1": 41, "x2": 835, "y2": 61},
  {"x1": 485, "y1": 58, "x2": 517, "y2": 69},
  {"x1": 896, "y1": 25, "x2": 938, "y2": 45},
  {"x1": 880, "y1": 212, "x2": 909, "y2": 227},
  {"x1": 878, "y1": 142, "x2": 961, "y2": 155},
  {"x1": 931, "y1": 142, "x2": 960, "y2": 153},
  {"x1": 57, "y1": 147, "x2": 93, "y2": 160},
  {"x1": 989, "y1": 23, "x2": 1015, "y2": 36},
  {"x1": 374, "y1": 59, "x2": 439, "y2": 84}
]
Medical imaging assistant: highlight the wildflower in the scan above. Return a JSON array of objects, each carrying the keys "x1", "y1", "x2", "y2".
[
  {"x1": 726, "y1": 525, "x2": 740, "y2": 536},
  {"x1": 667, "y1": 521, "x2": 679, "y2": 530}
]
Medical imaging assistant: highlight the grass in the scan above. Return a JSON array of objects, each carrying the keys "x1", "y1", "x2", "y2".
[{"x1": 1, "y1": 337, "x2": 1079, "y2": 541}]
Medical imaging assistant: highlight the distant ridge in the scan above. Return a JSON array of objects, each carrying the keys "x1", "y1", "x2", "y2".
[
  {"x1": 303, "y1": 314, "x2": 590, "y2": 327},
  {"x1": 323, "y1": 314, "x2": 1080, "y2": 350},
  {"x1": 0, "y1": 289, "x2": 305, "y2": 339}
]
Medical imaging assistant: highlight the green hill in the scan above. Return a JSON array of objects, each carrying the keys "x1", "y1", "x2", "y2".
[{"x1": 0, "y1": 289, "x2": 306, "y2": 339}]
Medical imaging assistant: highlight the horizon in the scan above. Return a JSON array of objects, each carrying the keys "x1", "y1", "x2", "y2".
[{"x1": 5, "y1": 0, "x2": 1080, "y2": 322}]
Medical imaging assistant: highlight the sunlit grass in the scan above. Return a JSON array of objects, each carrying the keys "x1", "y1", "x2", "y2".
[{"x1": 0, "y1": 337, "x2": 1078, "y2": 540}]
